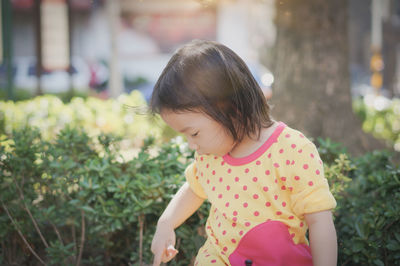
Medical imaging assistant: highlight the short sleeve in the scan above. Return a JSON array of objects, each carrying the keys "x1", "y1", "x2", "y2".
[
  {"x1": 288, "y1": 142, "x2": 336, "y2": 218},
  {"x1": 185, "y1": 161, "x2": 207, "y2": 199}
]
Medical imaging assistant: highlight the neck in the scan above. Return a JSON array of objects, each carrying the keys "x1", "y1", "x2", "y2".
[{"x1": 229, "y1": 121, "x2": 277, "y2": 158}]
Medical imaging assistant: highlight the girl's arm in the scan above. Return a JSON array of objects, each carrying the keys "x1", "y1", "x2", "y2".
[
  {"x1": 151, "y1": 182, "x2": 205, "y2": 266},
  {"x1": 305, "y1": 210, "x2": 337, "y2": 266}
]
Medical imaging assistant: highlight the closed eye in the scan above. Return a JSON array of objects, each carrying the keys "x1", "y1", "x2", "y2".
[{"x1": 191, "y1": 132, "x2": 199, "y2": 137}]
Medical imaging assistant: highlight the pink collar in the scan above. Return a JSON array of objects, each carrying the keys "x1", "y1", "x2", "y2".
[{"x1": 223, "y1": 122, "x2": 286, "y2": 166}]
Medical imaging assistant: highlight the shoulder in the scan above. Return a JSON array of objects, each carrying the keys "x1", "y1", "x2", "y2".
[{"x1": 277, "y1": 124, "x2": 316, "y2": 150}]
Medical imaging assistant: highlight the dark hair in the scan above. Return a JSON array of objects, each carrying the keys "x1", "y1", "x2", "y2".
[{"x1": 150, "y1": 39, "x2": 273, "y2": 142}]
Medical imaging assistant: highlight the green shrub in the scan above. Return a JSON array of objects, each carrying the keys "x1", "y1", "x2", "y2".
[
  {"x1": 1, "y1": 125, "x2": 399, "y2": 265},
  {"x1": 0, "y1": 126, "x2": 206, "y2": 265},
  {"x1": 318, "y1": 138, "x2": 400, "y2": 265},
  {"x1": 334, "y1": 151, "x2": 400, "y2": 266}
]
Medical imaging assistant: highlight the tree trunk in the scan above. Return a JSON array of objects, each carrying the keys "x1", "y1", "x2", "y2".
[{"x1": 270, "y1": 0, "x2": 387, "y2": 155}]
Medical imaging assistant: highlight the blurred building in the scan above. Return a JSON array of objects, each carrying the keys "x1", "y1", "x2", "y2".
[{"x1": 4, "y1": 0, "x2": 275, "y2": 97}]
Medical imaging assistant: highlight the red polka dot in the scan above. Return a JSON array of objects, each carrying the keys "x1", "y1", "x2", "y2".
[
  {"x1": 225, "y1": 202, "x2": 230, "y2": 207},
  {"x1": 226, "y1": 185, "x2": 231, "y2": 191},
  {"x1": 285, "y1": 134, "x2": 291, "y2": 138},
  {"x1": 212, "y1": 186, "x2": 216, "y2": 191},
  {"x1": 310, "y1": 153, "x2": 314, "y2": 158},
  {"x1": 233, "y1": 217, "x2": 237, "y2": 222},
  {"x1": 300, "y1": 222, "x2": 304, "y2": 227},
  {"x1": 245, "y1": 168, "x2": 250, "y2": 173},
  {"x1": 300, "y1": 134, "x2": 305, "y2": 138},
  {"x1": 212, "y1": 170, "x2": 216, "y2": 175},
  {"x1": 265, "y1": 202, "x2": 271, "y2": 207},
  {"x1": 207, "y1": 179, "x2": 210, "y2": 184},
  {"x1": 265, "y1": 170, "x2": 270, "y2": 175},
  {"x1": 243, "y1": 202, "x2": 248, "y2": 208},
  {"x1": 281, "y1": 177, "x2": 287, "y2": 181},
  {"x1": 239, "y1": 231, "x2": 243, "y2": 236},
  {"x1": 231, "y1": 239, "x2": 237, "y2": 243},
  {"x1": 233, "y1": 211, "x2": 238, "y2": 216},
  {"x1": 245, "y1": 222, "x2": 251, "y2": 227},
  {"x1": 253, "y1": 177, "x2": 258, "y2": 182},
  {"x1": 218, "y1": 222, "x2": 221, "y2": 227},
  {"x1": 243, "y1": 185, "x2": 248, "y2": 191},
  {"x1": 256, "y1": 160, "x2": 261, "y2": 165},
  {"x1": 219, "y1": 177, "x2": 223, "y2": 182},
  {"x1": 288, "y1": 186, "x2": 293, "y2": 192},
  {"x1": 273, "y1": 163, "x2": 280, "y2": 168},
  {"x1": 275, "y1": 179, "x2": 278, "y2": 183},
  {"x1": 253, "y1": 194, "x2": 259, "y2": 199},
  {"x1": 268, "y1": 153, "x2": 272, "y2": 158},
  {"x1": 298, "y1": 149, "x2": 303, "y2": 153},
  {"x1": 234, "y1": 194, "x2": 239, "y2": 199},
  {"x1": 308, "y1": 181, "x2": 314, "y2": 186},
  {"x1": 303, "y1": 164, "x2": 309, "y2": 169},
  {"x1": 206, "y1": 164, "x2": 209, "y2": 168},
  {"x1": 263, "y1": 186, "x2": 269, "y2": 192},
  {"x1": 274, "y1": 195, "x2": 278, "y2": 200},
  {"x1": 221, "y1": 161, "x2": 225, "y2": 166},
  {"x1": 211, "y1": 259, "x2": 216, "y2": 263},
  {"x1": 276, "y1": 211, "x2": 282, "y2": 215},
  {"x1": 291, "y1": 144, "x2": 296, "y2": 148},
  {"x1": 200, "y1": 157, "x2": 204, "y2": 161},
  {"x1": 201, "y1": 172, "x2": 204, "y2": 177},
  {"x1": 291, "y1": 160, "x2": 295, "y2": 165},
  {"x1": 232, "y1": 223, "x2": 237, "y2": 227},
  {"x1": 294, "y1": 176, "x2": 300, "y2": 180},
  {"x1": 288, "y1": 215, "x2": 294, "y2": 219},
  {"x1": 218, "y1": 194, "x2": 222, "y2": 199},
  {"x1": 228, "y1": 169, "x2": 232, "y2": 173},
  {"x1": 254, "y1": 211, "x2": 260, "y2": 216},
  {"x1": 222, "y1": 230, "x2": 226, "y2": 235},
  {"x1": 235, "y1": 177, "x2": 239, "y2": 182},
  {"x1": 223, "y1": 247, "x2": 228, "y2": 252},
  {"x1": 316, "y1": 169, "x2": 320, "y2": 175},
  {"x1": 281, "y1": 186, "x2": 286, "y2": 190},
  {"x1": 279, "y1": 149, "x2": 284, "y2": 153},
  {"x1": 282, "y1": 202, "x2": 286, "y2": 207}
]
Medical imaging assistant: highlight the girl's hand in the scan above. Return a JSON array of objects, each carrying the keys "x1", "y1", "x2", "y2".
[{"x1": 151, "y1": 223, "x2": 178, "y2": 266}]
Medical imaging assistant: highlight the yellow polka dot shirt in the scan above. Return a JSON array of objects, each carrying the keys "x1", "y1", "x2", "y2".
[{"x1": 185, "y1": 122, "x2": 336, "y2": 265}]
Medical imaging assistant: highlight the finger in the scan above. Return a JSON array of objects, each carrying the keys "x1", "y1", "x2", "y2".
[{"x1": 161, "y1": 246, "x2": 178, "y2": 263}]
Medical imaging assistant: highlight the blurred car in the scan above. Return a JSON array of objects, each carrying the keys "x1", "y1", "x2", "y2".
[{"x1": 13, "y1": 56, "x2": 91, "y2": 93}]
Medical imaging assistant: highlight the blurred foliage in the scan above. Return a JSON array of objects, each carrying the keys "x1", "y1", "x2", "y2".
[
  {"x1": 0, "y1": 91, "x2": 171, "y2": 147},
  {"x1": 353, "y1": 97, "x2": 400, "y2": 151}
]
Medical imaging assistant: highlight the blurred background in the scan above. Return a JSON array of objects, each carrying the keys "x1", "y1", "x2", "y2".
[{"x1": 0, "y1": 0, "x2": 277, "y2": 100}]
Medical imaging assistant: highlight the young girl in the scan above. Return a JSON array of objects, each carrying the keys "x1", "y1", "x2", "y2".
[{"x1": 150, "y1": 40, "x2": 337, "y2": 266}]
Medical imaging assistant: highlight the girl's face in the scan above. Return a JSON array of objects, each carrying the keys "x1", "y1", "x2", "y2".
[{"x1": 161, "y1": 109, "x2": 235, "y2": 156}]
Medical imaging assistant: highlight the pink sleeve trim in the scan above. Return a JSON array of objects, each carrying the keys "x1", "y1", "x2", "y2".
[{"x1": 223, "y1": 122, "x2": 286, "y2": 166}]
